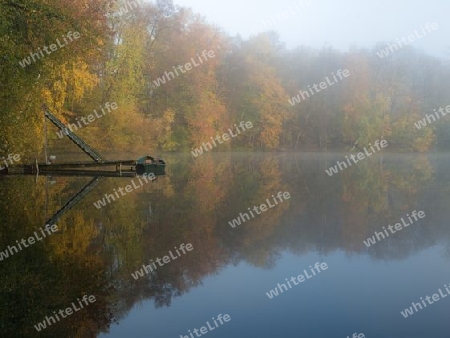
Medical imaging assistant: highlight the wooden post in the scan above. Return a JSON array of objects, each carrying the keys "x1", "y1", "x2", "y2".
[{"x1": 43, "y1": 110, "x2": 48, "y2": 163}]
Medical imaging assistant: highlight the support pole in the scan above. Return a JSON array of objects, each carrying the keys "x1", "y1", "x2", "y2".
[{"x1": 43, "y1": 110, "x2": 48, "y2": 164}]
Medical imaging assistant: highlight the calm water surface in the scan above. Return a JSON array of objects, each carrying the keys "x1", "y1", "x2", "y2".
[{"x1": 2, "y1": 153, "x2": 450, "y2": 337}]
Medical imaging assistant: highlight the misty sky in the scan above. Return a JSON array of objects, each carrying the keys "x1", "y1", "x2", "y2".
[{"x1": 173, "y1": 0, "x2": 449, "y2": 58}]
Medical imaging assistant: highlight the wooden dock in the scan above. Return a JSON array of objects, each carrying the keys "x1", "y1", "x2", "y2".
[
  {"x1": 5, "y1": 160, "x2": 165, "y2": 177},
  {"x1": 0, "y1": 107, "x2": 166, "y2": 177}
]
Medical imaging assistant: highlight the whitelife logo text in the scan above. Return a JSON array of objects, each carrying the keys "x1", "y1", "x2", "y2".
[
  {"x1": 0, "y1": 224, "x2": 58, "y2": 262},
  {"x1": 152, "y1": 50, "x2": 216, "y2": 88},
  {"x1": 191, "y1": 121, "x2": 253, "y2": 158},
  {"x1": 56, "y1": 102, "x2": 118, "y2": 138},
  {"x1": 401, "y1": 283, "x2": 450, "y2": 318},
  {"x1": 228, "y1": 191, "x2": 290, "y2": 228},
  {"x1": 19, "y1": 31, "x2": 81, "y2": 68},
  {"x1": 325, "y1": 139, "x2": 388, "y2": 177},
  {"x1": 376, "y1": 22, "x2": 438, "y2": 59},
  {"x1": 180, "y1": 313, "x2": 231, "y2": 338},
  {"x1": 414, "y1": 104, "x2": 450, "y2": 130},
  {"x1": 93, "y1": 173, "x2": 155, "y2": 209},
  {"x1": 131, "y1": 243, "x2": 193, "y2": 280},
  {"x1": 266, "y1": 262, "x2": 328, "y2": 299},
  {"x1": 289, "y1": 69, "x2": 350, "y2": 106},
  {"x1": 34, "y1": 295, "x2": 96, "y2": 331},
  {"x1": 363, "y1": 210, "x2": 425, "y2": 247}
]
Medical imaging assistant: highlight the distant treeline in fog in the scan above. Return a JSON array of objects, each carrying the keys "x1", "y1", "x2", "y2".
[{"x1": 2, "y1": 0, "x2": 450, "y2": 158}]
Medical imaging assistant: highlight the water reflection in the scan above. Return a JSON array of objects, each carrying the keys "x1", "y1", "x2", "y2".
[{"x1": 1, "y1": 153, "x2": 450, "y2": 337}]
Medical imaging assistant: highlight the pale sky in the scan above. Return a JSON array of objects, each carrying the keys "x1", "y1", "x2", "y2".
[{"x1": 171, "y1": 0, "x2": 449, "y2": 58}]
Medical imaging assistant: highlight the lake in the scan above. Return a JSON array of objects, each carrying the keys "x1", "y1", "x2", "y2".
[{"x1": 2, "y1": 152, "x2": 450, "y2": 337}]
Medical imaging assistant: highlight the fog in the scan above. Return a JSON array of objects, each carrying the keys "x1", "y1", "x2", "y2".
[{"x1": 175, "y1": 0, "x2": 449, "y2": 58}]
